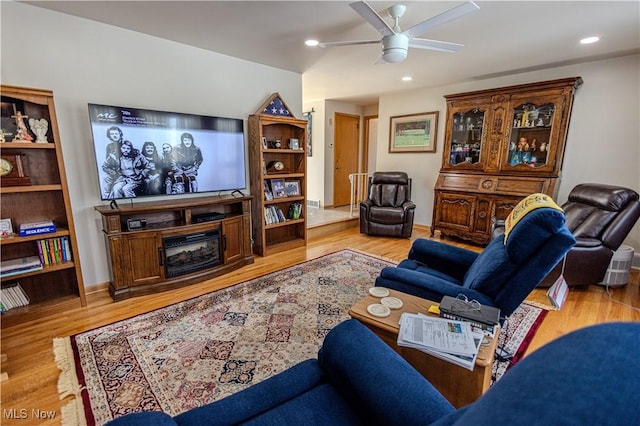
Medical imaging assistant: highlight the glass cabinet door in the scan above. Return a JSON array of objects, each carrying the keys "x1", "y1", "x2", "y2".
[
  {"x1": 449, "y1": 108, "x2": 485, "y2": 166},
  {"x1": 506, "y1": 103, "x2": 555, "y2": 168}
]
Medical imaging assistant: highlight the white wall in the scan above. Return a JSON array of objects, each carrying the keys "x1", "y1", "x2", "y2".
[
  {"x1": 1, "y1": 2, "x2": 302, "y2": 288},
  {"x1": 302, "y1": 100, "x2": 324, "y2": 206},
  {"x1": 376, "y1": 54, "x2": 640, "y2": 251}
]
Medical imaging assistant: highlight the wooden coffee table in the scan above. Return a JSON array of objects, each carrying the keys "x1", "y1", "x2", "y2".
[{"x1": 349, "y1": 289, "x2": 500, "y2": 408}]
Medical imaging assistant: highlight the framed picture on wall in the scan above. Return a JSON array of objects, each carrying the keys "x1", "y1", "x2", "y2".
[{"x1": 389, "y1": 111, "x2": 439, "y2": 153}]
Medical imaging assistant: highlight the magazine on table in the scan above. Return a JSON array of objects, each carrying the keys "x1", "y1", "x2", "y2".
[{"x1": 397, "y1": 313, "x2": 483, "y2": 371}]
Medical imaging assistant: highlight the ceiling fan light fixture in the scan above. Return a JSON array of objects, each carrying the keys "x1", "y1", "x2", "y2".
[{"x1": 382, "y1": 34, "x2": 409, "y2": 63}]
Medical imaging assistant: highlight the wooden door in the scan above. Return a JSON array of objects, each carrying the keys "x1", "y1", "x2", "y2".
[{"x1": 333, "y1": 113, "x2": 360, "y2": 207}]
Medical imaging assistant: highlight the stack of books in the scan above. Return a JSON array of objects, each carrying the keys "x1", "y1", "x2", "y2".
[
  {"x1": 0, "y1": 256, "x2": 43, "y2": 278},
  {"x1": 397, "y1": 313, "x2": 482, "y2": 370},
  {"x1": 0, "y1": 283, "x2": 30, "y2": 312},
  {"x1": 18, "y1": 221, "x2": 56, "y2": 237}
]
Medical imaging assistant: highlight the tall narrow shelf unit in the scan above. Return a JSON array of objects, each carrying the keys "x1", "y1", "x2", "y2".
[
  {"x1": 0, "y1": 85, "x2": 86, "y2": 327},
  {"x1": 249, "y1": 93, "x2": 307, "y2": 256}
]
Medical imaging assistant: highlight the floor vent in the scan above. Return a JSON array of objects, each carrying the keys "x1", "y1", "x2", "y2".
[{"x1": 307, "y1": 199, "x2": 321, "y2": 208}]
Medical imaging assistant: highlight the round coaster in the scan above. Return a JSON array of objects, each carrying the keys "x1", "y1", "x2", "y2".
[
  {"x1": 368, "y1": 287, "x2": 389, "y2": 298},
  {"x1": 367, "y1": 303, "x2": 391, "y2": 318},
  {"x1": 380, "y1": 296, "x2": 403, "y2": 309}
]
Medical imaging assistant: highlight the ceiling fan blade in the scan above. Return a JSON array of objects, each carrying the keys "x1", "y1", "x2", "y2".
[
  {"x1": 402, "y1": 1, "x2": 480, "y2": 39},
  {"x1": 349, "y1": 1, "x2": 395, "y2": 37},
  {"x1": 319, "y1": 39, "x2": 380, "y2": 48},
  {"x1": 409, "y1": 38, "x2": 464, "y2": 53}
]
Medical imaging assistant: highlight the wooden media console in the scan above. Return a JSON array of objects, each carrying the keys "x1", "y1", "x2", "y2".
[{"x1": 95, "y1": 195, "x2": 253, "y2": 301}]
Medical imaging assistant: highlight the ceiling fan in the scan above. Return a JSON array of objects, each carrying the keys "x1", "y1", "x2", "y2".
[{"x1": 318, "y1": 1, "x2": 480, "y2": 64}]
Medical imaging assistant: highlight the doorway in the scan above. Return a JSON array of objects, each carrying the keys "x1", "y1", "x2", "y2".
[{"x1": 333, "y1": 113, "x2": 360, "y2": 207}]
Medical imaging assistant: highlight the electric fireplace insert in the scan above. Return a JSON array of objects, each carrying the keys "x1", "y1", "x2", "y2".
[{"x1": 163, "y1": 229, "x2": 221, "y2": 278}]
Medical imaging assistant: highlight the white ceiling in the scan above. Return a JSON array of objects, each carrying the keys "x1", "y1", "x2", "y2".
[{"x1": 25, "y1": 1, "x2": 640, "y2": 105}]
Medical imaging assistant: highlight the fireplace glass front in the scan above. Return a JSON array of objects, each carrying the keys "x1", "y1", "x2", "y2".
[{"x1": 163, "y1": 229, "x2": 221, "y2": 278}]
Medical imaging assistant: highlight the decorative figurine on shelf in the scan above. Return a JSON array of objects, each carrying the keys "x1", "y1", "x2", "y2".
[
  {"x1": 0, "y1": 131, "x2": 5, "y2": 143},
  {"x1": 11, "y1": 111, "x2": 33, "y2": 142},
  {"x1": 28, "y1": 117, "x2": 49, "y2": 143}
]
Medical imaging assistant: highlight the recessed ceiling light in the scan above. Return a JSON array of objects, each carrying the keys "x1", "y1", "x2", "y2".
[
  {"x1": 305, "y1": 39, "x2": 319, "y2": 47},
  {"x1": 402, "y1": 76, "x2": 413, "y2": 82},
  {"x1": 580, "y1": 36, "x2": 600, "y2": 45}
]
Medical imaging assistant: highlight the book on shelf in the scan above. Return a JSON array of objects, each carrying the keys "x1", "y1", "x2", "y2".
[
  {"x1": 264, "y1": 206, "x2": 286, "y2": 225},
  {"x1": 35, "y1": 236, "x2": 72, "y2": 265},
  {"x1": 18, "y1": 220, "x2": 57, "y2": 237},
  {"x1": 0, "y1": 256, "x2": 43, "y2": 277},
  {"x1": 0, "y1": 282, "x2": 30, "y2": 312},
  {"x1": 397, "y1": 312, "x2": 483, "y2": 371},
  {"x1": 438, "y1": 295, "x2": 501, "y2": 333}
]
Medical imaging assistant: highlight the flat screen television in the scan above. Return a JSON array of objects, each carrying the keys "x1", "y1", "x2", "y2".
[{"x1": 88, "y1": 103, "x2": 246, "y2": 201}]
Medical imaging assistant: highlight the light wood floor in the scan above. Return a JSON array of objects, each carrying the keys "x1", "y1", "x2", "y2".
[{"x1": 1, "y1": 225, "x2": 638, "y2": 425}]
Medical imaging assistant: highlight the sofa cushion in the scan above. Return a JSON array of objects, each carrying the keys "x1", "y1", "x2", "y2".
[
  {"x1": 240, "y1": 384, "x2": 360, "y2": 426},
  {"x1": 368, "y1": 206, "x2": 406, "y2": 223}
]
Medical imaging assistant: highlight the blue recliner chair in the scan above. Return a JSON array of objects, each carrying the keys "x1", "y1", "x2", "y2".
[
  {"x1": 375, "y1": 194, "x2": 577, "y2": 317},
  {"x1": 107, "y1": 319, "x2": 640, "y2": 425}
]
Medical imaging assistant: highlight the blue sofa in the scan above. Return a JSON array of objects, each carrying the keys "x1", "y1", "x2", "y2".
[
  {"x1": 107, "y1": 319, "x2": 640, "y2": 425},
  {"x1": 375, "y1": 199, "x2": 576, "y2": 317}
]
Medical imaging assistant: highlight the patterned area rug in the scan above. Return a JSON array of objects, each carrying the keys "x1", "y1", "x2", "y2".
[
  {"x1": 54, "y1": 249, "x2": 547, "y2": 425},
  {"x1": 491, "y1": 301, "x2": 548, "y2": 384}
]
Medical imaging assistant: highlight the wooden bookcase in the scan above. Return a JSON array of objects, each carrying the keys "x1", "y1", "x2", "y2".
[
  {"x1": 0, "y1": 85, "x2": 86, "y2": 327},
  {"x1": 431, "y1": 77, "x2": 582, "y2": 244},
  {"x1": 248, "y1": 93, "x2": 307, "y2": 256},
  {"x1": 95, "y1": 195, "x2": 254, "y2": 301}
]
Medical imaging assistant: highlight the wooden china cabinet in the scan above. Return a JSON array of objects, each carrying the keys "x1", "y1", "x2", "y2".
[{"x1": 431, "y1": 77, "x2": 583, "y2": 245}]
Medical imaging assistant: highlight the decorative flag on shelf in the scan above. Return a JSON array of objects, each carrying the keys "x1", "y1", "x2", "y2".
[
  {"x1": 254, "y1": 93, "x2": 296, "y2": 119},
  {"x1": 263, "y1": 96, "x2": 291, "y2": 116}
]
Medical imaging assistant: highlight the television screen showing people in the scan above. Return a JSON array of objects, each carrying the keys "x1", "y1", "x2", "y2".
[{"x1": 88, "y1": 104, "x2": 246, "y2": 200}]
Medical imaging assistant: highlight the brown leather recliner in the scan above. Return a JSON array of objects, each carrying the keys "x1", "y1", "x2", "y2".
[
  {"x1": 536, "y1": 183, "x2": 640, "y2": 287},
  {"x1": 360, "y1": 171, "x2": 415, "y2": 238}
]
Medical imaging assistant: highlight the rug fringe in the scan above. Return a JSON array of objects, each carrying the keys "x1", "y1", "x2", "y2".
[
  {"x1": 345, "y1": 247, "x2": 399, "y2": 265},
  {"x1": 60, "y1": 398, "x2": 87, "y2": 426},
  {"x1": 53, "y1": 337, "x2": 87, "y2": 426}
]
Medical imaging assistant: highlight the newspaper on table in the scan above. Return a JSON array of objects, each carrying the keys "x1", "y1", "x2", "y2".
[{"x1": 397, "y1": 312, "x2": 483, "y2": 371}]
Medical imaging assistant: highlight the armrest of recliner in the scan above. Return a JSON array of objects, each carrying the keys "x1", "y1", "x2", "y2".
[
  {"x1": 408, "y1": 238, "x2": 479, "y2": 272},
  {"x1": 376, "y1": 267, "x2": 496, "y2": 307},
  {"x1": 173, "y1": 360, "x2": 326, "y2": 425},
  {"x1": 401, "y1": 200, "x2": 416, "y2": 213},
  {"x1": 319, "y1": 319, "x2": 454, "y2": 425}
]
